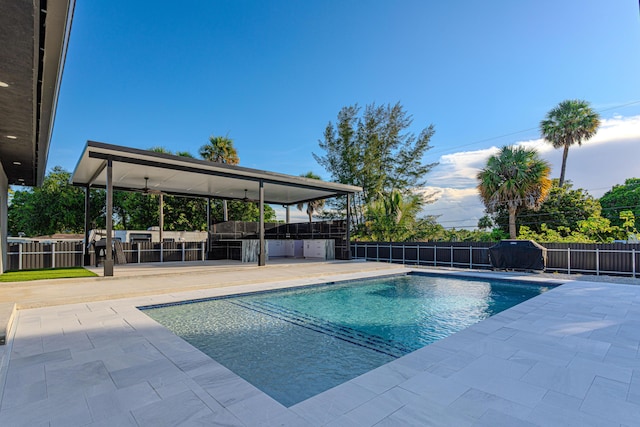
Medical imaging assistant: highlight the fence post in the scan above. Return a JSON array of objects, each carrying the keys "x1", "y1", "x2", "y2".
[
  {"x1": 417, "y1": 244, "x2": 421, "y2": 266},
  {"x1": 595, "y1": 247, "x2": 599, "y2": 276},
  {"x1": 18, "y1": 243, "x2": 23, "y2": 270},
  {"x1": 160, "y1": 242, "x2": 164, "y2": 263},
  {"x1": 376, "y1": 243, "x2": 379, "y2": 262},
  {"x1": 202, "y1": 241, "x2": 205, "y2": 261},
  {"x1": 402, "y1": 244, "x2": 405, "y2": 265},
  {"x1": 389, "y1": 243, "x2": 392, "y2": 263},
  {"x1": 567, "y1": 247, "x2": 571, "y2": 274},
  {"x1": 182, "y1": 242, "x2": 186, "y2": 262},
  {"x1": 469, "y1": 246, "x2": 473, "y2": 269},
  {"x1": 433, "y1": 246, "x2": 437, "y2": 266},
  {"x1": 51, "y1": 243, "x2": 56, "y2": 268},
  {"x1": 450, "y1": 246, "x2": 454, "y2": 267},
  {"x1": 633, "y1": 248, "x2": 636, "y2": 279},
  {"x1": 137, "y1": 244, "x2": 141, "y2": 263}
]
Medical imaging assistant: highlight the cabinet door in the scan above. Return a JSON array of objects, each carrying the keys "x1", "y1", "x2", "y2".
[{"x1": 304, "y1": 240, "x2": 326, "y2": 258}]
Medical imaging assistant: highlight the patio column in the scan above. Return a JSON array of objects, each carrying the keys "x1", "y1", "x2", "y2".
[
  {"x1": 104, "y1": 158, "x2": 114, "y2": 276},
  {"x1": 83, "y1": 184, "x2": 91, "y2": 266},
  {"x1": 159, "y1": 193, "x2": 164, "y2": 243},
  {"x1": 285, "y1": 205, "x2": 290, "y2": 224},
  {"x1": 259, "y1": 179, "x2": 266, "y2": 266},
  {"x1": 346, "y1": 193, "x2": 352, "y2": 260},
  {"x1": 206, "y1": 197, "x2": 211, "y2": 259}
]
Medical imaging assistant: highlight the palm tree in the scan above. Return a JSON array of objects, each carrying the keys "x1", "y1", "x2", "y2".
[
  {"x1": 366, "y1": 189, "x2": 424, "y2": 241},
  {"x1": 200, "y1": 135, "x2": 239, "y2": 221},
  {"x1": 477, "y1": 146, "x2": 552, "y2": 239},
  {"x1": 199, "y1": 135, "x2": 239, "y2": 165},
  {"x1": 540, "y1": 99, "x2": 600, "y2": 187},
  {"x1": 297, "y1": 172, "x2": 325, "y2": 223}
]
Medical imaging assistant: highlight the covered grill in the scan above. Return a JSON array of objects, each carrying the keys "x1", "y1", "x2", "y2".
[{"x1": 488, "y1": 240, "x2": 547, "y2": 271}]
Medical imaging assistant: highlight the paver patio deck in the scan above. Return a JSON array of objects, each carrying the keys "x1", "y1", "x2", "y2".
[{"x1": 1, "y1": 261, "x2": 639, "y2": 426}]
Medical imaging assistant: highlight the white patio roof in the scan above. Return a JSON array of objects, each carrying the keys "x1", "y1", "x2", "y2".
[{"x1": 71, "y1": 141, "x2": 362, "y2": 205}]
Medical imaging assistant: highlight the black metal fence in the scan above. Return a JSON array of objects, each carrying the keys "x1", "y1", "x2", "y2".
[
  {"x1": 8, "y1": 239, "x2": 640, "y2": 278},
  {"x1": 6, "y1": 241, "x2": 207, "y2": 270},
  {"x1": 351, "y1": 241, "x2": 640, "y2": 278}
]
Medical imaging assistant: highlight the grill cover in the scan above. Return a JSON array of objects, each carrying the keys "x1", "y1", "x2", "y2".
[{"x1": 489, "y1": 240, "x2": 546, "y2": 271}]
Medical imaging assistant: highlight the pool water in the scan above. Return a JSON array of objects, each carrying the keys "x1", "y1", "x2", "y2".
[{"x1": 141, "y1": 273, "x2": 551, "y2": 406}]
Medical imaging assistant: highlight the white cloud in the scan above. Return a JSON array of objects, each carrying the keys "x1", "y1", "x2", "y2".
[{"x1": 423, "y1": 114, "x2": 640, "y2": 229}]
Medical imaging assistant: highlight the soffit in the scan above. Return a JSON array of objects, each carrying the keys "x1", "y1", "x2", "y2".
[{"x1": 0, "y1": 0, "x2": 74, "y2": 186}]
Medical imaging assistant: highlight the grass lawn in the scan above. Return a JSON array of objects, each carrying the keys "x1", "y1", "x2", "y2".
[{"x1": 0, "y1": 267, "x2": 98, "y2": 282}]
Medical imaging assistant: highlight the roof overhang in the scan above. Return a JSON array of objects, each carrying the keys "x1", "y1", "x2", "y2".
[
  {"x1": 0, "y1": 0, "x2": 75, "y2": 186},
  {"x1": 71, "y1": 141, "x2": 362, "y2": 205}
]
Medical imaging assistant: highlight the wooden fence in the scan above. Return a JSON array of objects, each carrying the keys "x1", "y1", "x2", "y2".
[
  {"x1": 351, "y1": 241, "x2": 640, "y2": 278},
  {"x1": 6, "y1": 241, "x2": 206, "y2": 270}
]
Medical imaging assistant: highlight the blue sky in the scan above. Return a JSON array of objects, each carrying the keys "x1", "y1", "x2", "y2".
[{"x1": 50, "y1": 1, "x2": 640, "y2": 226}]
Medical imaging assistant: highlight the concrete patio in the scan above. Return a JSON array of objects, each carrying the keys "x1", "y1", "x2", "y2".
[{"x1": 0, "y1": 261, "x2": 639, "y2": 425}]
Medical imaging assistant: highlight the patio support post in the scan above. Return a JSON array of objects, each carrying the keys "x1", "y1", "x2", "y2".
[
  {"x1": 104, "y1": 159, "x2": 114, "y2": 276},
  {"x1": 259, "y1": 180, "x2": 266, "y2": 266},
  {"x1": 285, "y1": 205, "x2": 290, "y2": 224},
  {"x1": 206, "y1": 197, "x2": 211, "y2": 259},
  {"x1": 346, "y1": 193, "x2": 352, "y2": 260},
  {"x1": 83, "y1": 184, "x2": 91, "y2": 266},
  {"x1": 159, "y1": 193, "x2": 164, "y2": 243}
]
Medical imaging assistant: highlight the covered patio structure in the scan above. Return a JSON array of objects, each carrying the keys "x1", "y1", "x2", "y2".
[{"x1": 71, "y1": 141, "x2": 362, "y2": 276}]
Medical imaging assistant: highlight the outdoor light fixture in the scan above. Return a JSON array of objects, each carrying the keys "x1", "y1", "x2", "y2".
[
  {"x1": 6, "y1": 135, "x2": 17, "y2": 139},
  {"x1": 0, "y1": 81, "x2": 8, "y2": 88},
  {"x1": 12, "y1": 161, "x2": 21, "y2": 165}
]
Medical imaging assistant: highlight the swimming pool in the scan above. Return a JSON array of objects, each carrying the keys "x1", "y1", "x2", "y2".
[{"x1": 141, "y1": 273, "x2": 552, "y2": 406}]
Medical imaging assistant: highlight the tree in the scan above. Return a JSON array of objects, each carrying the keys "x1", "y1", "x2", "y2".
[
  {"x1": 208, "y1": 199, "x2": 276, "y2": 222},
  {"x1": 477, "y1": 215, "x2": 493, "y2": 231},
  {"x1": 599, "y1": 178, "x2": 640, "y2": 228},
  {"x1": 620, "y1": 210, "x2": 637, "y2": 234},
  {"x1": 199, "y1": 135, "x2": 239, "y2": 165},
  {"x1": 540, "y1": 99, "x2": 600, "y2": 187},
  {"x1": 200, "y1": 135, "x2": 240, "y2": 221},
  {"x1": 314, "y1": 102, "x2": 437, "y2": 231},
  {"x1": 297, "y1": 172, "x2": 325, "y2": 223},
  {"x1": 477, "y1": 146, "x2": 552, "y2": 239},
  {"x1": 8, "y1": 166, "x2": 104, "y2": 236},
  {"x1": 112, "y1": 147, "x2": 207, "y2": 232},
  {"x1": 363, "y1": 189, "x2": 433, "y2": 242},
  {"x1": 492, "y1": 180, "x2": 601, "y2": 236}
]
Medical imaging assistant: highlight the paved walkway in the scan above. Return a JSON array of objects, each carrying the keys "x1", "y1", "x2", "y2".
[
  {"x1": 0, "y1": 263, "x2": 639, "y2": 425},
  {"x1": 0, "y1": 259, "x2": 398, "y2": 309}
]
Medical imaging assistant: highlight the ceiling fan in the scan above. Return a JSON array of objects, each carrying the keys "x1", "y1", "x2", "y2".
[
  {"x1": 141, "y1": 177, "x2": 163, "y2": 195},
  {"x1": 241, "y1": 189, "x2": 258, "y2": 203}
]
